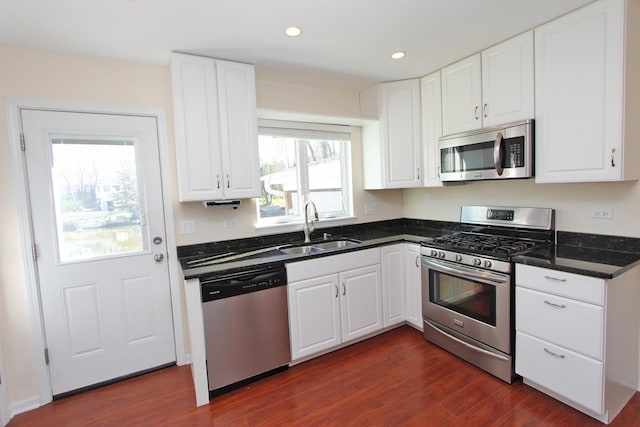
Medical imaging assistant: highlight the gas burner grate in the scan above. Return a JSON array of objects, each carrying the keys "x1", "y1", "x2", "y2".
[{"x1": 431, "y1": 233, "x2": 541, "y2": 256}]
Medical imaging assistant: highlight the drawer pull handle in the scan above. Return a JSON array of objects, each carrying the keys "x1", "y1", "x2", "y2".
[
  {"x1": 544, "y1": 348, "x2": 566, "y2": 359},
  {"x1": 544, "y1": 300, "x2": 566, "y2": 309},
  {"x1": 544, "y1": 275, "x2": 566, "y2": 283}
]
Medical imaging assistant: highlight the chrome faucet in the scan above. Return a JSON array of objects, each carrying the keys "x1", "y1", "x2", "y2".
[{"x1": 303, "y1": 200, "x2": 319, "y2": 243}]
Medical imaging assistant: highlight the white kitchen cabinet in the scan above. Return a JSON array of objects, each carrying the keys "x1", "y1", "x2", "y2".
[
  {"x1": 404, "y1": 243, "x2": 423, "y2": 330},
  {"x1": 515, "y1": 263, "x2": 640, "y2": 423},
  {"x1": 441, "y1": 54, "x2": 482, "y2": 135},
  {"x1": 420, "y1": 71, "x2": 443, "y2": 187},
  {"x1": 381, "y1": 244, "x2": 406, "y2": 327},
  {"x1": 171, "y1": 53, "x2": 260, "y2": 201},
  {"x1": 534, "y1": 0, "x2": 640, "y2": 183},
  {"x1": 287, "y1": 248, "x2": 382, "y2": 361},
  {"x1": 441, "y1": 31, "x2": 533, "y2": 135},
  {"x1": 361, "y1": 79, "x2": 422, "y2": 189}
]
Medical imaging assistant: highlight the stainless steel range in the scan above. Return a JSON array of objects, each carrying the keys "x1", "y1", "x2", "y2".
[{"x1": 421, "y1": 205, "x2": 554, "y2": 383}]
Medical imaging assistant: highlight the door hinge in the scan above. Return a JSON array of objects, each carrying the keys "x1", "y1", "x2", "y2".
[
  {"x1": 32, "y1": 243, "x2": 37, "y2": 261},
  {"x1": 20, "y1": 133, "x2": 26, "y2": 151},
  {"x1": 44, "y1": 348, "x2": 50, "y2": 365}
]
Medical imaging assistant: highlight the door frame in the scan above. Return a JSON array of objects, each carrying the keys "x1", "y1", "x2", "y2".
[{"x1": 5, "y1": 98, "x2": 186, "y2": 407}]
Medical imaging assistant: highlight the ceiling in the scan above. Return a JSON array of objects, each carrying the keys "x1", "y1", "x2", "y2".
[{"x1": 0, "y1": 0, "x2": 594, "y2": 92}]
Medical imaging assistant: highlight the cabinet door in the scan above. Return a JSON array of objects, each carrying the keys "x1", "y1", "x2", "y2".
[
  {"x1": 482, "y1": 31, "x2": 534, "y2": 127},
  {"x1": 404, "y1": 244, "x2": 423, "y2": 330},
  {"x1": 379, "y1": 80, "x2": 422, "y2": 188},
  {"x1": 288, "y1": 275, "x2": 341, "y2": 360},
  {"x1": 381, "y1": 244, "x2": 406, "y2": 327},
  {"x1": 216, "y1": 60, "x2": 261, "y2": 198},
  {"x1": 170, "y1": 53, "x2": 224, "y2": 201},
  {"x1": 441, "y1": 54, "x2": 482, "y2": 135},
  {"x1": 339, "y1": 265, "x2": 383, "y2": 343},
  {"x1": 420, "y1": 71, "x2": 443, "y2": 187},
  {"x1": 534, "y1": 0, "x2": 624, "y2": 182}
]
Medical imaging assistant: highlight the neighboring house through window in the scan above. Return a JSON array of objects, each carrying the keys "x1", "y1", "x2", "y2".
[{"x1": 257, "y1": 120, "x2": 353, "y2": 227}]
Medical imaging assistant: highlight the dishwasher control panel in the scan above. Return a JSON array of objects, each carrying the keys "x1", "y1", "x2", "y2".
[{"x1": 200, "y1": 265, "x2": 287, "y2": 302}]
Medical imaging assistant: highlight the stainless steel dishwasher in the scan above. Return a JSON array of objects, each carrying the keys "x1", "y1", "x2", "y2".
[{"x1": 201, "y1": 263, "x2": 291, "y2": 396}]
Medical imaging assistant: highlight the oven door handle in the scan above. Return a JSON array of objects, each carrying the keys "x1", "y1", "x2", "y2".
[{"x1": 422, "y1": 257, "x2": 509, "y2": 285}]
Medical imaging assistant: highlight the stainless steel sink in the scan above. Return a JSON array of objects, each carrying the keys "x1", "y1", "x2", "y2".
[
  {"x1": 278, "y1": 245, "x2": 324, "y2": 255},
  {"x1": 312, "y1": 239, "x2": 360, "y2": 250},
  {"x1": 278, "y1": 238, "x2": 361, "y2": 255}
]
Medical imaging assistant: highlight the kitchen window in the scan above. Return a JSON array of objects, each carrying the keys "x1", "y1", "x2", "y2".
[{"x1": 256, "y1": 120, "x2": 353, "y2": 227}]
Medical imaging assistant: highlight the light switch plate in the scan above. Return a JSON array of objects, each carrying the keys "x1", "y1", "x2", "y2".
[{"x1": 180, "y1": 219, "x2": 196, "y2": 235}]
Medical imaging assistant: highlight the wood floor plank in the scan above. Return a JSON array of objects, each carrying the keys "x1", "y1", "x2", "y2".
[{"x1": 8, "y1": 326, "x2": 640, "y2": 426}]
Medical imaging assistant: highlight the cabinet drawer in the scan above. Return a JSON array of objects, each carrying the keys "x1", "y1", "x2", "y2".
[
  {"x1": 516, "y1": 287, "x2": 604, "y2": 359},
  {"x1": 516, "y1": 264, "x2": 605, "y2": 305},
  {"x1": 516, "y1": 332, "x2": 603, "y2": 415}
]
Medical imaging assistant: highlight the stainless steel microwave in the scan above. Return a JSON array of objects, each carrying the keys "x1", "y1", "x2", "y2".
[{"x1": 438, "y1": 119, "x2": 534, "y2": 182}]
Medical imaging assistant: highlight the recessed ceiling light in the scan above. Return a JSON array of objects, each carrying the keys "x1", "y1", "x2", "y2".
[
  {"x1": 391, "y1": 51, "x2": 406, "y2": 60},
  {"x1": 285, "y1": 26, "x2": 303, "y2": 37}
]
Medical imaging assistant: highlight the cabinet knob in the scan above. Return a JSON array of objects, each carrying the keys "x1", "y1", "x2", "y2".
[{"x1": 611, "y1": 148, "x2": 616, "y2": 167}]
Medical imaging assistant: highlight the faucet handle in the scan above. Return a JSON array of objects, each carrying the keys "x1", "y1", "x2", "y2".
[{"x1": 323, "y1": 233, "x2": 332, "y2": 240}]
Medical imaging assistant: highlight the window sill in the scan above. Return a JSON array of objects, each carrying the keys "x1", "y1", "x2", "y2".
[{"x1": 255, "y1": 216, "x2": 357, "y2": 236}]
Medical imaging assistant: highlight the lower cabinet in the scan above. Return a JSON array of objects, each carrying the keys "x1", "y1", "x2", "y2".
[
  {"x1": 404, "y1": 244, "x2": 423, "y2": 330},
  {"x1": 515, "y1": 264, "x2": 640, "y2": 423},
  {"x1": 287, "y1": 248, "x2": 382, "y2": 361},
  {"x1": 381, "y1": 243, "x2": 423, "y2": 330}
]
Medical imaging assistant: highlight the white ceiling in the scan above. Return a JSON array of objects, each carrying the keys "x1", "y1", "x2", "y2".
[{"x1": 0, "y1": 0, "x2": 594, "y2": 92}]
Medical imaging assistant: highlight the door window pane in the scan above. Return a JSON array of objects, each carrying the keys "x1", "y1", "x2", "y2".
[{"x1": 50, "y1": 138, "x2": 147, "y2": 262}]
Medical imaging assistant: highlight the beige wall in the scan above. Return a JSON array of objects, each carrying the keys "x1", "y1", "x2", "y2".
[
  {"x1": 2, "y1": 42, "x2": 639, "y2": 413},
  {"x1": 403, "y1": 179, "x2": 640, "y2": 237},
  {"x1": 0, "y1": 44, "x2": 403, "y2": 408}
]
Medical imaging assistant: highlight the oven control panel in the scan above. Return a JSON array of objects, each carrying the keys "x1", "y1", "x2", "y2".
[
  {"x1": 420, "y1": 245, "x2": 512, "y2": 274},
  {"x1": 486, "y1": 209, "x2": 514, "y2": 221}
]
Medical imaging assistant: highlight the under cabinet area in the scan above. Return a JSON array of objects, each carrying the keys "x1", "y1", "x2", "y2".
[
  {"x1": 515, "y1": 264, "x2": 640, "y2": 424},
  {"x1": 441, "y1": 31, "x2": 533, "y2": 135},
  {"x1": 170, "y1": 53, "x2": 261, "y2": 201},
  {"x1": 286, "y1": 248, "x2": 383, "y2": 361},
  {"x1": 534, "y1": 0, "x2": 640, "y2": 183},
  {"x1": 360, "y1": 79, "x2": 422, "y2": 189}
]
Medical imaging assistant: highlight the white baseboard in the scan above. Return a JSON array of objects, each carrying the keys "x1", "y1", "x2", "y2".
[{"x1": 9, "y1": 396, "x2": 40, "y2": 419}]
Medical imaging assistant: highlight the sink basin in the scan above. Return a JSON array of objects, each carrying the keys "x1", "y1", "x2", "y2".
[
  {"x1": 278, "y1": 245, "x2": 324, "y2": 255},
  {"x1": 312, "y1": 239, "x2": 361, "y2": 250}
]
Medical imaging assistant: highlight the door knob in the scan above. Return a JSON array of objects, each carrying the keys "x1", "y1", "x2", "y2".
[{"x1": 154, "y1": 253, "x2": 164, "y2": 262}]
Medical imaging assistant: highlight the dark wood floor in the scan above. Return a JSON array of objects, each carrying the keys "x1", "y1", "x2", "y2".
[{"x1": 9, "y1": 326, "x2": 640, "y2": 426}]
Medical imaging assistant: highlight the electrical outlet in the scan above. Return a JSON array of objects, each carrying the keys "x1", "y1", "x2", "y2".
[
  {"x1": 442, "y1": 203, "x2": 454, "y2": 213},
  {"x1": 224, "y1": 219, "x2": 238, "y2": 228},
  {"x1": 365, "y1": 203, "x2": 378, "y2": 216},
  {"x1": 180, "y1": 219, "x2": 196, "y2": 235},
  {"x1": 591, "y1": 208, "x2": 613, "y2": 219}
]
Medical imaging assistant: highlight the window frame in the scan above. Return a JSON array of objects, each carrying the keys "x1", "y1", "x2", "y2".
[{"x1": 255, "y1": 120, "x2": 354, "y2": 230}]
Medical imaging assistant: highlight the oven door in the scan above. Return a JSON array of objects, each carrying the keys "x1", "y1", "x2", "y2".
[{"x1": 421, "y1": 256, "x2": 511, "y2": 354}]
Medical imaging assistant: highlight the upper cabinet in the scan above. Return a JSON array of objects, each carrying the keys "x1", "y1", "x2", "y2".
[
  {"x1": 534, "y1": 0, "x2": 639, "y2": 183},
  {"x1": 420, "y1": 71, "x2": 443, "y2": 187},
  {"x1": 361, "y1": 79, "x2": 422, "y2": 189},
  {"x1": 441, "y1": 31, "x2": 534, "y2": 135},
  {"x1": 171, "y1": 53, "x2": 261, "y2": 201}
]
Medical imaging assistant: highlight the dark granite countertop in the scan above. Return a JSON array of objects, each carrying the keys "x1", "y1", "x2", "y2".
[
  {"x1": 178, "y1": 220, "x2": 640, "y2": 281},
  {"x1": 178, "y1": 219, "x2": 448, "y2": 279},
  {"x1": 513, "y1": 236, "x2": 640, "y2": 280}
]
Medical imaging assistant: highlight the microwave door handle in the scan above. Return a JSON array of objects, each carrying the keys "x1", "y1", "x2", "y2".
[{"x1": 494, "y1": 132, "x2": 504, "y2": 176}]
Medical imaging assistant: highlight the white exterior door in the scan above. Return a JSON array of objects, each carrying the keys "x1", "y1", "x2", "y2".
[{"x1": 21, "y1": 109, "x2": 176, "y2": 396}]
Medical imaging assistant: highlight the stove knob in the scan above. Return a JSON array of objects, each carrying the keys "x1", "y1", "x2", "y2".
[
  {"x1": 430, "y1": 250, "x2": 438, "y2": 257},
  {"x1": 473, "y1": 258, "x2": 482, "y2": 266},
  {"x1": 438, "y1": 251, "x2": 446, "y2": 259},
  {"x1": 455, "y1": 254, "x2": 462, "y2": 262},
  {"x1": 484, "y1": 260, "x2": 492, "y2": 268}
]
